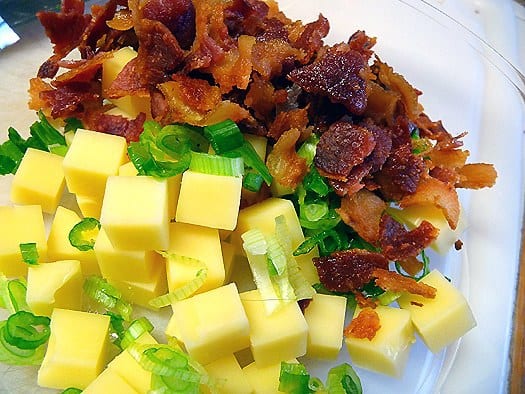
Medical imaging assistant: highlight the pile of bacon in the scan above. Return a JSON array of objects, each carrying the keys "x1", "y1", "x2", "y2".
[{"x1": 29, "y1": 0, "x2": 496, "y2": 309}]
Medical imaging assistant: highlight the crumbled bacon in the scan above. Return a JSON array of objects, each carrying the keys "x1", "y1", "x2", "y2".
[
  {"x1": 267, "y1": 108, "x2": 309, "y2": 141},
  {"x1": 348, "y1": 30, "x2": 376, "y2": 62},
  {"x1": 313, "y1": 249, "x2": 389, "y2": 293},
  {"x1": 379, "y1": 214, "x2": 438, "y2": 261},
  {"x1": 344, "y1": 308, "x2": 381, "y2": 340},
  {"x1": 84, "y1": 111, "x2": 146, "y2": 142},
  {"x1": 39, "y1": 82, "x2": 102, "y2": 118},
  {"x1": 292, "y1": 14, "x2": 330, "y2": 63},
  {"x1": 372, "y1": 268, "x2": 437, "y2": 298},
  {"x1": 456, "y1": 163, "x2": 497, "y2": 189},
  {"x1": 396, "y1": 256, "x2": 424, "y2": 277}
]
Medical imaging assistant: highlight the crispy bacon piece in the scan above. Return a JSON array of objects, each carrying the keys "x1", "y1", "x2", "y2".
[
  {"x1": 288, "y1": 43, "x2": 368, "y2": 115},
  {"x1": 314, "y1": 121, "x2": 376, "y2": 181},
  {"x1": 397, "y1": 256, "x2": 424, "y2": 277},
  {"x1": 53, "y1": 52, "x2": 113, "y2": 85},
  {"x1": 456, "y1": 163, "x2": 497, "y2": 189},
  {"x1": 372, "y1": 268, "x2": 437, "y2": 298},
  {"x1": 244, "y1": 75, "x2": 279, "y2": 121},
  {"x1": 364, "y1": 81, "x2": 400, "y2": 126},
  {"x1": 379, "y1": 214, "x2": 439, "y2": 261},
  {"x1": 292, "y1": 14, "x2": 329, "y2": 63},
  {"x1": 106, "y1": 9, "x2": 134, "y2": 31},
  {"x1": 28, "y1": 78, "x2": 54, "y2": 113},
  {"x1": 428, "y1": 149, "x2": 469, "y2": 169},
  {"x1": 415, "y1": 113, "x2": 464, "y2": 149},
  {"x1": 80, "y1": 0, "x2": 119, "y2": 52},
  {"x1": 267, "y1": 108, "x2": 309, "y2": 141},
  {"x1": 266, "y1": 128, "x2": 308, "y2": 189},
  {"x1": 252, "y1": 39, "x2": 304, "y2": 80},
  {"x1": 39, "y1": 82, "x2": 102, "y2": 118},
  {"x1": 400, "y1": 176, "x2": 460, "y2": 229},
  {"x1": 85, "y1": 112, "x2": 146, "y2": 142},
  {"x1": 337, "y1": 189, "x2": 387, "y2": 244},
  {"x1": 202, "y1": 100, "x2": 252, "y2": 126},
  {"x1": 348, "y1": 30, "x2": 376, "y2": 62},
  {"x1": 313, "y1": 249, "x2": 389, "y2": 293},
  {"x1": 344, "y1": 308, "x2": 381, "y2": 340},
  {"x1": 223, "y1": 0, "x2": 270, "y2": 38}
]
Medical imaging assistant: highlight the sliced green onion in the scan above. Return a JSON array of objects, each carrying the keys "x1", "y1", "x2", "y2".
[
  {"x1": 301, "y1": 201, "x2": 329, "y2": 222},
  {"x1": 83, "y1": 276, "x2": 132, "y2": 321},
  {"x1": 7, "y1": 127, "x2": 28, "y2": 153},
  {"x1": 189, "y1": 151, "x2": 244, "y2": 177},
  {"x1": 242, "y1": 171, "x2": 264, "y2": 192},
  {"x1": 377, "y1": 290, "x2": 402, "y2": 306},
  {"x1": 266, "y1": 234, "x2": 295, "y2": 302},
  {"x1": 120, "y1": 317, "x2": 155, "y2": 349},
  {"x1": 0, "y1": 140, "x2": 24, "y2": 175},
  {"x1": 106, "y1": 311, "x2": 126, "y2": 348},
  {"x1": 394, "y1": 250, "x2": 431, "y2": 281},
  {"x1": 203, "y1": 119, "x2": 244, "y2": 154},
  {"x1": 0, "y1": 275, "x2": 29, "y2": 314},
  {"x1": 19, "y1": 242, "x2": 39, "y2": 265},
  {"x1": 325, "y1": 363, "x2": 362, "y2": 394},
  {"x1": 157, "y1": 124, "x2": 208, "y2": 155},
  {"x1": 3, "y1": 311, "x2": 50, "y2": 350},
  {"x1": 68, "y1": 217, "x2": 100, "y2": 251},
  {"x1": 0, "y1": 322, "x2": 46, "y2": 365},
  {"x1": 296, "y1": 133, "x2": 319, "y2": 166},
  {"x1": 63, "y1": 117, "x2": 83, "y2": 133},
  {"x1": 299, "y1": 208, "x2": 341, "y2": 231},
  {"x1": 294, "y1": 229, "x2": 346, "y2": 256},
  {"x1": 61, "y1": 388, "x2": 83, "y2": 394},
  {"x1": 149, "y1": 268, "x2": 207, "y2": 309},
  {"x1": 302, "y1": 166, "x2": 330, "y2": 197},
  {"x1": 278, "y1": 361, "x2": 310, "y2": 394},
  {"x1": 236, "y1": 140, "x2": 272, "y2": 185},
  {"x1": 241, "y1": 229, "x2": 268, "y2": 256}
]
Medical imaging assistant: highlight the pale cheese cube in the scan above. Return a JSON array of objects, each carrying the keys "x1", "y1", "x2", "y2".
[
  {"x1": 244, "y1": 134, "x2": 267, "y2": 161},
  {"x1": 76, "y1": 193, "x2": 103, "y2": 219},
  {"x1": 47, "y1": 206, "x2": 100, "y2": 276},
  {"x1": 166, "y1": 283, "x2": 250, "y2": 365},
  {"x1": 242, "y1": 359, "x2": 297, "y2": 394},
  {"x1": 166, "y1": 222, "x2": 225, "y2": 294},
  {"x1": 94, "y1": 227, "x2": 162, "y2": 283},
  {"x1": 240, "y1": 289, "x2": 308, "y2": 366},
  {"x1": 397, "y1": 269, "x2": 476, "y2": 353},
  {"x1": 205, "y1": 354, "x2": 254, "y2": 394},
  {"x1": 0, "y1": 205, "x2": 47, "y2": 277},
  {"x1": 83, "y1": 368, "x2": 138, "y2": 394},
  {"x1": 176, "y1": 170, "x2": 242, "y2": 230},
  {"x1": 118, "y1": 161, "x2": 138, "y2": 176},
  {"x1": 10, "y1": 148, "x2": 65, "y2": 213},
  {"x1": 108, "y1": 260, "x2": 167, "y2": 309},
  {"x1": 38, "y1": 309, "x2": 111, "y2": 390},
  {"x1": 100, "y1": 176, "x2": 169, "y2": 250},
  {"x1": 108, "y1": 331, "x2": 158, "y2": 393},
  {"x1": 102, "y1": 47, "x2": 151, "y2": 118},
  {"x1": 26, "y1": 260, "x2": 83, "y2": 317},
  {"x1": 63, "y1": 129, "x2": 127, "y2": 198},
  {"x1": 345, "y1": 305, "x2": 415, "y2": 377},
  {"x1": 304, "y1": 293, "x2": 347, "y2": 359}
]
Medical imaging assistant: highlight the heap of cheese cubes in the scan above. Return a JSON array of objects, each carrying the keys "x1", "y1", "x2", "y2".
[{"x1": 0, "y1": 47, "x2": 476, "y2": 393}]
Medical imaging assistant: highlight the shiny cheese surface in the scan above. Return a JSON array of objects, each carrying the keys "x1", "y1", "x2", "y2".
[
  {"x1": 100, "y1": 175, "x2": 169, "y2": 250},
  {"x1": 175, "y1": 170, "x2": 242, "y2": 231},
  {"x1": 303, "y1": 293, "x2": 347, "y2": 360},
  {"x1": 166, "y1": 283, "x2": 250, "y2": 365},
  {"x1": 26, "y1": 260, "x2": 83, "y2": 317},
  {"x1": 82, "y1": 368, "x2": 138, "y2": 394},
  {"x1": 0, "y1": 205, "x2": 47, "y2": 277},
  {"x1": 345, "y1": 305, "x2": 415, "y2": 377},
  {"x1": 166, "y1": 222, "x2": 225, "y2": 294},
  {"x1": 38, "y1": 309, "x2": 111, "y2": 390},
  {"x1": 10, "y1": 148, "x2": 65, "y2": 214},
  {"x1": 242, "y1": 359, "x2": 297, "y2": 394},
  {"x1": 204, "y1": 354, "x2": 254, "y2": 394},
  {"x1": 75, "y1": 193, "x2": 103, "y2": 219},
  {"x1": 397, "y1": 269, "x2": 476, "y2": 353},
  {"x1": 62, "y1": 129, "x2": 127, "y2": 198},
  {"x1": 240, "y1": 289, "x2": 308, "y2": 366},
  {"x1": 47, "y1": 206, "x2": 99, "y2": 276}
]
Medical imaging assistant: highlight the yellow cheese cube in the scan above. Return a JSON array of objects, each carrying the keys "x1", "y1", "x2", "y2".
[
  {"x1": 234, "y1": 198, "x2": 320, "y2": 284},
  {"x1": 118, "y1": 161, "x2": 138, "y2": 176},
  {"x1": 47, "y1": 206, "x2": 100, "y2": 276},
  {"x1": 205, "y1": 354, "x2": 254, "y2": 394},
  {"x1": 10, "y1": 148, "x2": 65, "y2": 213},
  {"x1": 0, "y1": 205, "x2": 47, "y2": 277},
  {"x1": 26, "y1": 260, "x2": 83, "y2": 317},
  {"x1": 108, "y1": 331, "x2": 158, "y2": 393},
  {"x1": 38, "y1": 309, "x2": 111, "y2": 390},
  {"x1": 388, "y1": 204, "x2": 466, "y2": 255},
  {"x1": 244, "y1": 134, "x2": 267, "y2": 161},
  {"x1": 166, "y1": 222, "x2": 225, "y2": 294},
  {"x1": 304, "y1": 293, "x2": 347, "y2": 359},
  {"x1": 102, "y1": 47, "x2": 151, "y2": 118},
  {"x1": 108, "y1": 260, "x2": 167, "y2": 309},
  {"x1": 83, "y1": 368, "x2": 138, "y2": 394},
  {"x1": 95, "y1": 227, "x2": 162, "y2": 283},
  {"x1": 76, "y1": 193, "x2": 103, "y2": 219},
  {"x1": 344, "y1": 305, "x2": 415, "y2": 377},
  {"x1": 176, "y1": 170, "x2": 242, "y2": 230},
  {"x1": 166, "y1": 283, "x2": 250, "y2": 365},
  {"x1": 240, "y1": 289, "x2": 308, "y2": 366},
  {"x1": 63, "y1": 129, "x2": 128, "y2": 198},
  {"x1": 243, "y1": 359, "x2": 297, "y2": 394},
  {"x1": 100, "y1": 176, "x2": 169, "y2": 250},
  {"x1": 397, "y1": 269, "x2": 476, "y2": 353}
]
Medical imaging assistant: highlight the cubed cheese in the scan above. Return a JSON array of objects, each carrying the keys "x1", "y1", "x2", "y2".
[
  {"x1": 26, "y1": 260, "x2": 83, "y2": 317},
  {"x1": 166, "y1": 222, "x2": 225, "y2": 294},
  {"x1": 94, "y1": 227, "x2": 162, "y2": 283},
  {"x1": 397, "y1": 269, "x2": 476, "y2": 353},
  {"x1": 166, "y1": 283, "x2": 250, "y2": 365},
  {"x1": 10, "y1": 148, "x2": 65, "y2": 213},
  {"x1": 100, "y1": 176, "x2": 169, "y2": 250},
  {"x1": 47, "y1": 206, "x2": 100, "y2": 276},
  {"x1": 118, "y1": 161, "x2": 138, "y2": 176},
  {"x1": 240, "y1": 289, "x2": 308, "y2": 366},
  {"x1": 0, "y1": 205, "x2": 47, "y2": 277},
  {"x1": 304, "y1": 293, "x2": 347, "y2": 359},
  {"x1": 102, "y1": 47, "x2": 151, "y2": 118},
  {"x1": 243, "y1": 359, "x2": 297, "y2": 394},
  {"x1": 38, "y1": 309, "x2": 111, "y2": 390},
  {"x1": 176, "y1": 170, "x2": 242, "y2": 230},
  {"x1": 205, "y1": 354, "x2": 253, "y2": 394},
  {"x1": 344, "y1": 305, "x2": 415, "y2": 377},
  {"x1": 63, "y1": 129, "x2": 127, "y2": 198},
  {"x1": 82, "y1": 368, "x2": 138, "y2": 394},
  {"x1": 76, "y1": 193, "x2": 103, "y2": 219}
]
